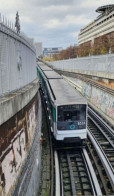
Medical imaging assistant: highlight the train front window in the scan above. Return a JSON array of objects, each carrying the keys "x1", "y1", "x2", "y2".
[
  {"x1": 58, "y1": 105, "x2": 86, "y2": 122},
  {"x1": 57, "y1": 105, "x2": 86, "y2": 130}
]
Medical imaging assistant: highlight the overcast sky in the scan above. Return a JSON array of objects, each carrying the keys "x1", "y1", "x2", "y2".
[{"x1": 0, "y1": 0, "x2": 114, "y2": 48}]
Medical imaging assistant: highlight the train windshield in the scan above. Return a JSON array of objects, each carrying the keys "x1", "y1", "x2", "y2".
[
  {"x1": 57, "y1": 104, "x2": 86, "y2": 130},
  {"x1": 58, "y1": 105, "x2": 86, "y2": 121}
]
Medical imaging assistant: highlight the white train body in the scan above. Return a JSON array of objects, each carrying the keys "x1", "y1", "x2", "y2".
[{"x1": 37, "y1": 62, "x2": 87, "y2": 143}]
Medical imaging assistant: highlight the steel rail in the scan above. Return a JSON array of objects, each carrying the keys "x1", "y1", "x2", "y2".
[
  {"x1": 58, "y1": 150, "x2": 73, "y2": 196},
  {"x1": 88, "y1": 130, "x2": 114, "y2": 190},
  {"x1": 88, "y1": 106, "x2": 114, "y2": 135},
  {"x1": 88, "y1": 113, "x2": 114, "y2": 149},
  {"x1": 87, "y1": 106, "x2": 114, "y2": 193},
  {"x1": 82, "y1": 148, "x2": 102, "y2": 196},
  {"x1": 54, "y1": 150, "x2": 61, "y2": 196},
  {"x1": 58, "y1": 149, "x2": 101, "y2": 196},
  {"x1": 88, "y1": 107, "x2": 114, "y2": 174},
  {"x1": 67, "y1": 152, "x2": 77, "y2": 196},
  {"x1": 87, "y1": 108, "x2": 114, "y2": 190},
  {"x1": 59, "y1": 154, "x2": 64, "y2": 196}
]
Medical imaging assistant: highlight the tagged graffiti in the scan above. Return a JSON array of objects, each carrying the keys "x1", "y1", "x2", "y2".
[
  {"x1": 91, "y1": 87, "x2": 101, "y2": 108},
  {"x1": 104, "y1": 95, "x2": 114, "y2": 119},
  {"x1": 0, "y1": 94, "x2": 38, "y2": 195},
  {"x1": 90, "y1": 87, "x2": 114, "y2": 119},
  {"x1": 72, "y1": 78, "x2": 114, "y2": 120},
  {"x1": 83, "y1": 83, "x2": 91, "y2": 100},
  {"x1": 1, "y1": 129, "x2": 26, "y2": 194}
]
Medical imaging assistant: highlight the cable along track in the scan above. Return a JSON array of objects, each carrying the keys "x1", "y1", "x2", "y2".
[
  {"x1": 55, "y1": 148, "x2": 101, "y2": 196},
  {"x1": 87, "y1": 107, "x2": 114, "y2": 192}
]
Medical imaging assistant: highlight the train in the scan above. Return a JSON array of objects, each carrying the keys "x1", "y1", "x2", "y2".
[{"x1": 37, "y1": 61, "x2": 87, "y2": 144}]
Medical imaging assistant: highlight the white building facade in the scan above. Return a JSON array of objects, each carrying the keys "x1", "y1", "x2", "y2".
[{"x1": 78, "y1": 5, "x2": 114, "y2": 45}]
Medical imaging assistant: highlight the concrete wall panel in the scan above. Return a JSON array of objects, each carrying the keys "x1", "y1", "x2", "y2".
[
  {"x1": 0, "y1": 23, "x2": 37, "y2": 97},
  {"x1": 50, "y1": 54, "x2": 114, "y2": 79},
  {"x1": 0, "y1": 78, "x2": 39, "y2": 126}
]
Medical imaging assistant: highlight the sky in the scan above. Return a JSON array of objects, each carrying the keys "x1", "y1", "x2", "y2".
[{"x1": 0, "y1": 0, "x2": 114, "y2": 49}]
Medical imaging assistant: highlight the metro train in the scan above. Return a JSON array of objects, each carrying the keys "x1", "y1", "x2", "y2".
[{"x1": 37, "y1": 61, "x2": 87, "y2": 144}]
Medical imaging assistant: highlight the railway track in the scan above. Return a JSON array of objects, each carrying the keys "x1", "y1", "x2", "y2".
[
  {"x1": 87, "y1": 106, "x2": 114, "y2": 195},
  {"x1": 54, "y1": 107, "x2": 114, "y2": 196},
  {"x1": 59, "y1": 74, "x2": 114, "y2": 194},
  {"x1": 54, "y1": 148, "x2": 102, "y2": 196},
  {"x1": 57, "y1": 70, "x2": 114, "y2": 96}
]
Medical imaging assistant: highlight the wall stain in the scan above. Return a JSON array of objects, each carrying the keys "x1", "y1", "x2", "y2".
[{"x1": 0, "y1": 93, "x2": 38, "y2": 195}]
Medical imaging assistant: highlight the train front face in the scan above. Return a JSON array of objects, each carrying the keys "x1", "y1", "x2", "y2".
[{"x1": 55, "y1": 104, "x2": 87, "y2": 142}]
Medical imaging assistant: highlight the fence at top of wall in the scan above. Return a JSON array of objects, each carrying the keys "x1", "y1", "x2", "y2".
[{"x1": 0, "y1": 13, "x2": 37, "y2": 97}]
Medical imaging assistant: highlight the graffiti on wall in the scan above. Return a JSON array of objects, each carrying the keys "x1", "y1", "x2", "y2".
[
  {"x1": 0, "y1": 128, "x2": 26, "y2": 194},
  {"x1": 82, "y1": 83, "x2": 92, "y2": 100},
  {"x1": 106, "y1": 96, "x2": 114, "y2": 118},
  {"x1": 0, "y1": 94, "x2": 38, "y2": 195},
  {"x1": 69, "y1": 76, "x2": 114, "y2": 120},
  {"x1": 81, "y1": 81, "x2": 114, "y2": 120},
  {"x1": 90, "y1": 87, "x2": 114, "y2": 119},
  {"x1": 91, "y1": 87, "x2": 101, "y2": 108}
]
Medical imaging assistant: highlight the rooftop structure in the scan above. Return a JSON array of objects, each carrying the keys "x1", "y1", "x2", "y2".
[
  {"x1": 96, "y1": 4, "x2": 114, "y2": 14},
  {"x1": 78, "y1": 5, "x2": 114, "y2": 45}
]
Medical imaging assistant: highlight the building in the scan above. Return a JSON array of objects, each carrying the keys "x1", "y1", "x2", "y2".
[
  {"x1": 78, "y1": 5, "x2": 114, "y2": 46},
  {"x1": 35, "y1": 42, "x2": 43, "y2": 57},
  {"x1": 43, "y1": 47, "x2": 63, "y2": 58}
]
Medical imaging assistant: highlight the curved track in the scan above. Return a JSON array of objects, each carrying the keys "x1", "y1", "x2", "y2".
[{"x1": 87, "y1": 106, "x2": 114, "y2": 194}]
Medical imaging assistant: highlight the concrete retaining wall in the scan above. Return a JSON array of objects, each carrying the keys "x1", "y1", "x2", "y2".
[
  {"x1": 0, "y1": 22, "x2": 37, "y2": 97},
  {"x1": 0, "y1": 78, "x2": 42, "y2": 195},
  {"x1": 0, "y1": 78, "x2": 39, "y2": 126},
  {"x1": 82, "y1": 80, "x2": 114, "y2": 120},
  {"x1": 49, "y1": 54, "x2": 114, "y2": 79},
  {"x1": 0, "y1": 18, "x2": 41, "y2": 195}
]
